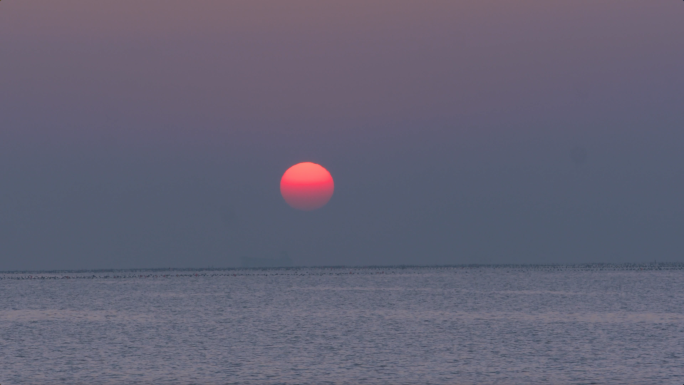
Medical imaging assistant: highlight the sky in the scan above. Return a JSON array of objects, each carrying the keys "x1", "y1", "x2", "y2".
[{"x1": 1, "y1": 0, "x2": 683, "y2": 270}]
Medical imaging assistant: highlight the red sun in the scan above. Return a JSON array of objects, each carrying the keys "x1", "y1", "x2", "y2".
[{"x1": 280, "y1": 162, "x2": 334, "y2": 211}]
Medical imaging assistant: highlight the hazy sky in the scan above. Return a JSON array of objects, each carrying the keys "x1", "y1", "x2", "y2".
[{"x1": 1, "y1": 1, "x2": 683, "y2": 270}]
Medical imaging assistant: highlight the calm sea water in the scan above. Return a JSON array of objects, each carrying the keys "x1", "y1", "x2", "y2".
[{"x1": 0, "y1": 265, "x2": 682, "y2": 384}]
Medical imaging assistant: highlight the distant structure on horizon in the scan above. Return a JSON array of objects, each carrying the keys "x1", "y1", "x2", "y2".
[{"x1": 241, "y1": 251, "x2": 293, "y2": 268}]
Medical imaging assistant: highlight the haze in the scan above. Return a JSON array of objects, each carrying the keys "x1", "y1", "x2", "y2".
[{"x1": 1, "y1": 1, "x2": 682, "y2": 270}]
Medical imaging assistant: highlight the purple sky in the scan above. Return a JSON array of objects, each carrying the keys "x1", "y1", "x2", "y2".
[{"x1": 1, "y1": 1, "x2": 683, "y2": 269}]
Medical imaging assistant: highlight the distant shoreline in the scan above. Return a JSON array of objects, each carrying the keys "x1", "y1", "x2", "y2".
[{"x1": 1, "y1": 262, "x2": 682, "y2": 276}]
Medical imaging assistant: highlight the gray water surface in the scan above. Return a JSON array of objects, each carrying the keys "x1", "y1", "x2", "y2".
[{"x1": 1, "y1": 265, "x2": 682, "y2": 384}]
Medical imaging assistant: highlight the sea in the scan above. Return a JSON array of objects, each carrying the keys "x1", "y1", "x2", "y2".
[{"x1": 1, "y1": 264, "x2": 682, "y2": 385}]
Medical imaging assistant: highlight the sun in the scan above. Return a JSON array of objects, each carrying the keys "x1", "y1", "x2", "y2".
[{"x1": 280, "y1": 162, "x2": 334, "y2": 211}]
